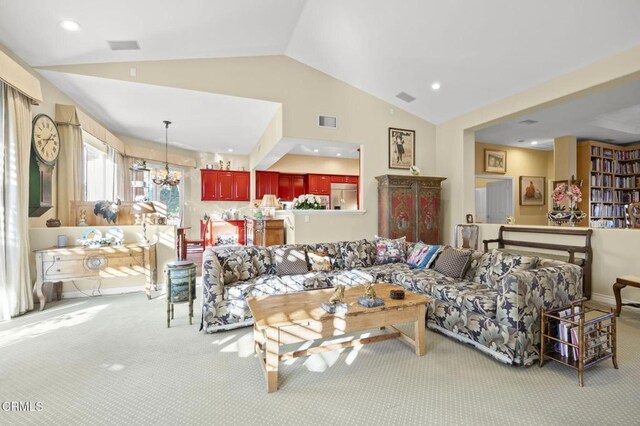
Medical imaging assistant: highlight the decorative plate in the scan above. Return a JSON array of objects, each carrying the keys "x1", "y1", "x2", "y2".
[
  {"x1": 105, "y1": 227, "x2": 124, "y2": 241},
  {"x1": 81, "y1": 228, "x2": 102, "y2": 240}
]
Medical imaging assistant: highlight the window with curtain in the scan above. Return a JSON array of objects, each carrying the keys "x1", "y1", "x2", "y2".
[{"x1": 82, "y1": 130, "x2": 121, "y2": 201}]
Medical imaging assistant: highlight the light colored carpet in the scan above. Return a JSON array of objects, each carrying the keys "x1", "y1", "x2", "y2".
[{"x1": 1, "y1": 288, "x2": 640, "y2": 425}]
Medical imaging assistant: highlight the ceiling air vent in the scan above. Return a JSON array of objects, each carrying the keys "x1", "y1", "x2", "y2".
[
  {"x1": 396, "y1": 91, "x2": 416, "y2": 103},
  {"x1": 603, "y1": 138, "x2": 616, "y2": 143},
  {"x1": 318, "y1": 115, "x2": 337, "y2": 129},
  {"x1": 108, "y1": 40, "x2": 140, "y2": 51},
  {"x1": 518, "y1": 119, "x2": 538, "y2": 125}
]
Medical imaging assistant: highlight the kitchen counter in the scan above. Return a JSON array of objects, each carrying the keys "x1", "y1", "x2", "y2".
[{"x1": 275, "y1": 209, "x2": 366, "y2": 216}]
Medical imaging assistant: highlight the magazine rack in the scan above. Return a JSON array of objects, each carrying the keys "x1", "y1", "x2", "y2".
[{"x1": 540, "y1": 298, "x2": 618, "y2": 386}]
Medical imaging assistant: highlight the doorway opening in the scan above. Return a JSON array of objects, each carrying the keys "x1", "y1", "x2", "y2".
[{"x1": 475, "y1": 175, "x2": 514, "y2": 224}]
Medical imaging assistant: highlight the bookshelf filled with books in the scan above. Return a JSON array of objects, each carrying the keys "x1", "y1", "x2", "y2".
[
  {"x1": 577, "y1": 140, "x2": 640, "y2": 228},
  {"x1": 540, "y1": 299, "x2": 618, "y2": 386}
]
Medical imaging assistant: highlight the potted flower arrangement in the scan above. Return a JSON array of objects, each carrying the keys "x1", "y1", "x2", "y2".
[
  {"x1": 547, "y1": 182, "x2": 585, "y2": 226},
  {"x1": 292, "y1": 194, "x2": 323, "y2": 210},
  {"x1": 551, "y1": 182, "x2": 567, "y2": 211},
  {"x1": 567, "y1": 183, "x2": 583, "y2": 211}
]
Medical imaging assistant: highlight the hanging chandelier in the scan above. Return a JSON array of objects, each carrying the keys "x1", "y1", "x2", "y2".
[{"x1": 152, "y1": 120, "x2": 181, "y2": 187}]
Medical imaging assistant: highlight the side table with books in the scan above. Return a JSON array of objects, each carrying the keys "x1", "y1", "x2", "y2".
[{"x1": 540, "y1": 298, "x2": 618, "y2": 386}]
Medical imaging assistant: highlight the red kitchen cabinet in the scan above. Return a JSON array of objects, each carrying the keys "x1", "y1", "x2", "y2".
[
  {"x1": 308, "y1": 174, "x2": 331, "y2": 195},
  {"x1": 330, "y1": 175, "x2": 359, "y2": 184},
  {"x1": 201, "y1": 170, "x2": 217, "y2": 200},
  {"x1": 278, "y1": 174, "x2": 307, "y2": 201},
  {"x1": 233, "y1": 172, "x2": 250, "y2": 201},
  {"x1": 201, "y1": 170, "x2": 250, "y2": 201},
  {"x1": 217, "y1": 171, "x2": 234, "y2": 200},
  {"x1": 255, "y1": 171, "x2": 279, "y2": 200}
]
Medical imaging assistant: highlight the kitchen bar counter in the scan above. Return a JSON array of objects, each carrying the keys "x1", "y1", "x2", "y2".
[{"x1": 274, "y1": 209, "x2": 366, "y2": 216}]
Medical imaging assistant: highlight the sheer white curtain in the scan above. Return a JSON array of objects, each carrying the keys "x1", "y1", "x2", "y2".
[{"x1": 0, "y1": 83, "x2": 33, "y2": 320}]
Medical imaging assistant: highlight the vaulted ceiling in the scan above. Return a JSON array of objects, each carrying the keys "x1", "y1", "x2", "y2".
[{"x1": 2, "y1": 0, "x2": 640, "y2": 151}]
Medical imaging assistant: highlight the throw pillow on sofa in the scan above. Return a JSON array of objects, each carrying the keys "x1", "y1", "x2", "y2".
[
  {"x1": 374, "y1": 236, "x2": 406, "y2": 264},
  {"x1": 406, "y1": 242, "x2": 443, "y2": 268},
  {"x1": 486, "y1": 250, "x2": 539, "y2": 288},
  {"x1": 216, "y1": 249, "x2": 256, "y2": 285},
  {"x1": 272, "y1": 246, "x2": 309, "y2": 276},
  {"x1": 472, "y1": 250, "x2": 494, "y2": 286},
  {"x1": 433, "y1": 247, "x2": 473, "y2": 279},
  {"x1": 338, "y1": 239, "x2": 375, "y2": 269},
  {"x1": 308, "y1": 250, "x2": 332, "y2": 272}
]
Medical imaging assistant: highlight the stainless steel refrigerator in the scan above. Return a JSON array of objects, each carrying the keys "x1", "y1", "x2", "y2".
[{"x1": 330, "y1": 183, "x2": 358, "y2": 210}]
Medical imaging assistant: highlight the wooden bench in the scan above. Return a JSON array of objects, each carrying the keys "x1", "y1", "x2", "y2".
[{"x1": 483, "y1": 226, "x2": 593, "y2": 299}]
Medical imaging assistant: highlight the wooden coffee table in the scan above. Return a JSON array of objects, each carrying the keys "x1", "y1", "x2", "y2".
[{"x1": 247, "y1": 283, "x2": 431, "y2": 392}]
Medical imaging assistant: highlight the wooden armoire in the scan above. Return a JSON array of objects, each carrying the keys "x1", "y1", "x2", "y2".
[{"x1": 376, "y1": 175, "x2": 446, "y2": 244}]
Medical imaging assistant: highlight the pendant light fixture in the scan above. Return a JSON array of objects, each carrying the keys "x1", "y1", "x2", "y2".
[{"x1": 152, "y1": 120, "x2": 181, "y2": 187}]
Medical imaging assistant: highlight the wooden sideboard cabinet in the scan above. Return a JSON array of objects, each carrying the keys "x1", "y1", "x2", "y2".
[
  {"x1": 245, "y1": 219, "x2": 285, "y2": 247},
  {"x1": 376, "y1": 175, "x2": 446, "y2": 244},
  {"x1": 33, "y1": 243, "x2": 157, "y2": 310}
]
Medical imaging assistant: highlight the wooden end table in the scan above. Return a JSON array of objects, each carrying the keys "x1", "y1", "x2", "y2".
[
  {"x1": 613, "y1": 275, "x2": 640, "y2": 316},
  {"x1": 247, "y1": 283, "x2": 431, "y2": 392}
]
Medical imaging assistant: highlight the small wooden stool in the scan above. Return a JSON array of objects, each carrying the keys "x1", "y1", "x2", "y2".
[
  {"x1": 613, "y1": 275, "x2": 640, "y2": 316},
  {"x1": 165, "y1": 260, "x2": 196, "y2": 328}
]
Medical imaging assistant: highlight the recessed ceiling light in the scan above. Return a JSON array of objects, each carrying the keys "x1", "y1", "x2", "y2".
[
  {"x1": 313, "y1": 149, "x2": 319, "y2": 153},
  {"x1": 60, "y1": 20, "x2": 81, "y2": 31},
  {"x1": 531, "y1": 141, "x2": 538, "y2": 145},
  {"x1": 431, "y1": 81, "x2": 441, "y2": 91},
  {"x1": 227, "y1": 148, "x2": 233, "y2": 152},
  {"x1": 336, "y1": 153, "x2": 342, "y2": 157}
]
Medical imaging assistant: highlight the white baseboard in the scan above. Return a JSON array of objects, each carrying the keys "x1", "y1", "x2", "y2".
[{"x1": 590, "y1": 292, "x2": 615, "y2": 306}]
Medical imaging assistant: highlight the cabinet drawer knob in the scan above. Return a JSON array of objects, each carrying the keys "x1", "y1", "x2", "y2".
[{"x1": 56, "y1": 269, "x2": 61, "y2": 272}]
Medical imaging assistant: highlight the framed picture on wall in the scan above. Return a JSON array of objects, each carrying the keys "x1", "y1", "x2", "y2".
[
  {"x1": 389, "y1": 128, "x2": 415, "y2": 169},
  {"x1": 484, "y1": 149, "x2": 506, "y2": 174},
  {"x1": 520, "y1": 176, "x2": 546, "y2": 205}
]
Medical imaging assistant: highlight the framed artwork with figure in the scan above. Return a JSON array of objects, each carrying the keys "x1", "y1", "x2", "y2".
[
  {"x1": 389, "y1": 128, "x2": 415, "y2": 169},
  {"x1": 520, "y1": 176, "x2": 545, "y2": 205}
]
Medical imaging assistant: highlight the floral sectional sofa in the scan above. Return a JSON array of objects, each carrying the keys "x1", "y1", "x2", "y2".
[{"x1": 200, "y1": 239, "x2": 583, "y2": 366}]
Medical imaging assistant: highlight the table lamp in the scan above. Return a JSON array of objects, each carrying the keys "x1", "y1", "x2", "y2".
[
  {"x1": 134, "y1": 201, "x2": 157, "y2": 243},
  {"x1": 261, "y1": 194, "x2": 278, "y2": 218}
]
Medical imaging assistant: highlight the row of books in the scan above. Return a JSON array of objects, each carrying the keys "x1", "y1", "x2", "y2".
[
  {"x1": 590, "y1": 218, "x2": 627, "y2": 228},
  {"x1": 617, "y1": 162, "x2": 640, "y2": 175},
  {"x1": 553, "y1": 307, "x2": 608, "y2": 363},
  {"x1": 590, "y1": 146, "x2": 616, "y2": 158},
  {"x1": 617, "y1": 149, "x2": 640, "y2": 161},
  {"x1": 590, "y1": 174, "x2": 614, "y2": 187},
  {"x1": 590, "y1": 158, "x2": 615, "y2": 173},
  {"x1": 615, "y1": 176, "x2": 640, "y2": 189},
  {"x1": 590, "y1": 203, "x2": 625, "y2": 218}
]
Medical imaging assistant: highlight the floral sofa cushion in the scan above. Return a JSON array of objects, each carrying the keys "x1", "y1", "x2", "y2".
[
  {"x1": 304, "y1": 242, "x2": 342, "y2": 270},
  {"x1": 337, "y1": 239, "x2": 376, "y2": 269},
  {"x1": 486, "y1": 250, "x2": 539, "y2": 289},
  {"x1": 332, "y1": 263, "x2": 413, "y2": 287},
  {"x1": 251, "y1": 246, "x2": 273, "y2": 276},
  {"x1": 471, "y1": 250, "x2": 494, "y2": 286},
  {"x1": 214, "y1": 246, "x2": 257, "y2": 285},
  {"x1": 224, "y1": 275, "x2": 291, "y2": 300},
  {"x1": 431, "y1": 281, "x2": 499, "y2": 317},
  {"x1": 464, "y1": 250, "x2": 485, "y2": 281},
  {"x1": 392, "y1": 268, "x2": 458, "y2": 295}
]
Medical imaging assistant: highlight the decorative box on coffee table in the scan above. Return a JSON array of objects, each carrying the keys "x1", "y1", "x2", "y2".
[{"x1": 376, "y1": 175, "x2": 446, "y2": 244}]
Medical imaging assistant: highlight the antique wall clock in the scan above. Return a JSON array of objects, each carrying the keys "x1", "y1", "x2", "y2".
[{"x1": 29, "y1": 113, "x2": 61, "y2": 217}]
